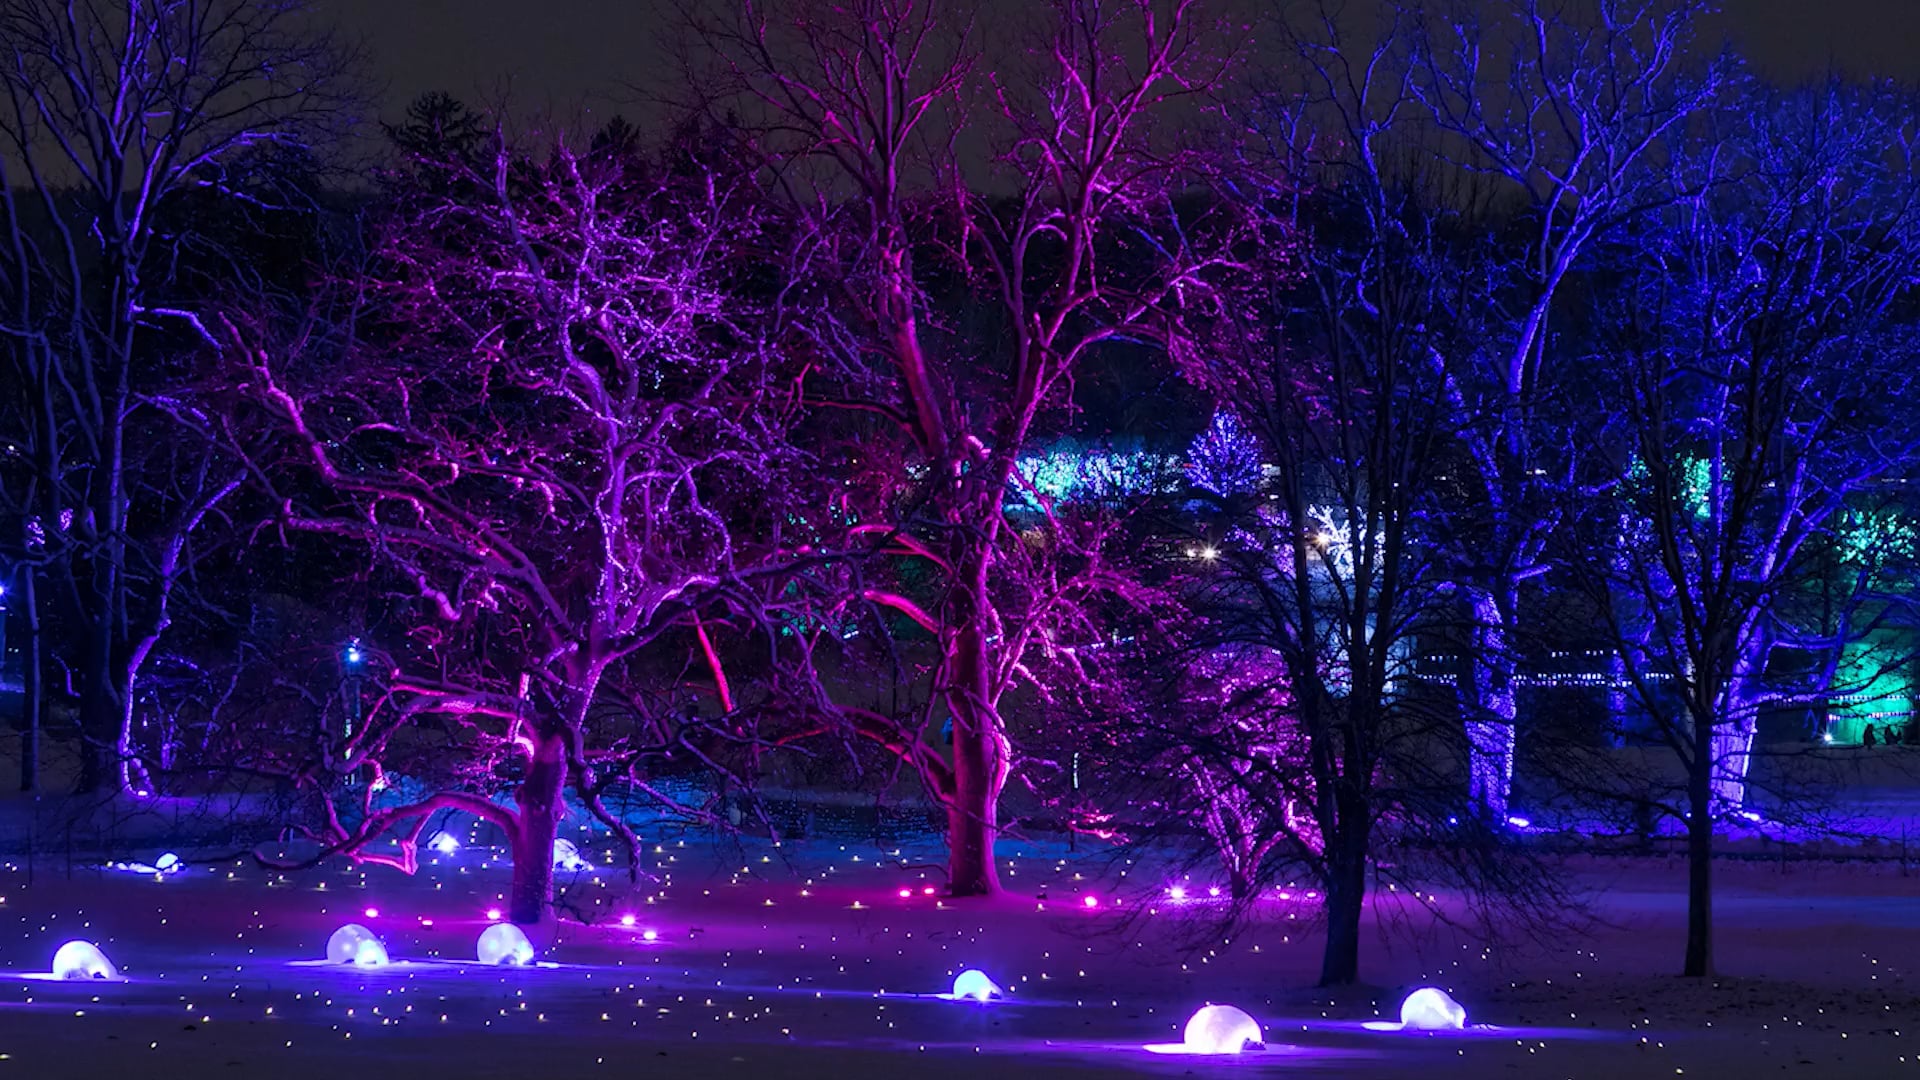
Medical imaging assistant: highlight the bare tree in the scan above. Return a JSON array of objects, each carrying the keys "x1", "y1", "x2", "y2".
[
  {"x1": 1564, "y1": 80, "x2": 1920, "y2": 976},
  {"x1": 218, "y1": 131, "x2": 829, "y2": 925},
  {"x1": 1158, "y1": 4, "x2": 1539, "y2": 983},
  {"x1": 688, "y1": 0, "x2": 1249, "y2": 896},
  {"x1": 1402, "y1": 0, "x2": 1736, "y2": 819},
  {"x1": 0, "y1": 0, "x2": 354, "y2": 792}
]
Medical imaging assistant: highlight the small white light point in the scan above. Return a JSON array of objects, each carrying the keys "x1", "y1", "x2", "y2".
[
  {"x1": 53, "y1": 941, "x2": 119, "y2": 980},
  {"x1": 477, "y1": 922, "x2": 535, "y2": 966}
]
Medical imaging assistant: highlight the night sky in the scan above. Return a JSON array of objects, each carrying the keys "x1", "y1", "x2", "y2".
[{"x1": 330, "y1": 0, "x2": 1920, "y2": 125}]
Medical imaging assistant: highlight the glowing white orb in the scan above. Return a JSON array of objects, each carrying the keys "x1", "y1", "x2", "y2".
[
  {"x1": 326, "y1": 923, "x2": 384, "y2": 965},
  {"x1": 52, "y1": 940, "x2": 118, "y2": 980},
  {"x1": 477, "y1": 922, "x2": 535, "y2": 966},
  {"x1": 427, "y1": 831, "x2": 460, "y2": 855},
  {"x1": 552, "y1": 838, "x2": 590, "y2": 871},
  {"x1": 353, "y1": 938, "x2": 389, "y2": 968},
  {"x1": 1399, "y1": 987, "x2": 1467, "y2": 1030},
  {"x1": 155, "y1": 853, "x2": 180, "y2": 872},
  {"x1": 950, "y1": 968, "x2": 1000, "y2": 1002},
  {"x1": 1179, "y1": 1004, "x2": 1263, "y2": 1054}
]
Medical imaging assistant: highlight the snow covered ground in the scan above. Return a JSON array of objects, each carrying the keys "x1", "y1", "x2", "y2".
[{"x1": 0, "y1": 830, "x2": 1912, "y2": 1078}]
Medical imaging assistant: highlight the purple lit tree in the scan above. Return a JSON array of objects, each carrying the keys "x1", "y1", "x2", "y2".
[
  {"x1": 218, "y1": 131, "x2": 827, "y2": 925},
  {"x1": 693, "y1": 0, "x2": 1252, "y2": 895},
  {"x1": 1566, "y1": 80, "x2": 1920, "y2": 977}
]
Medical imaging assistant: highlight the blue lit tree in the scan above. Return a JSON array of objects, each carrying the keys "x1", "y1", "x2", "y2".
[
  {"x1": 1186, "y1": 411, "x2": 1264, "y2": 498},
  {"x1": 0, "y1": 0, "x2": 353, "y2": 794},
  {"x1": 1568, "y1": 79, "x2": 1920, "y2": 977},
  {"x1": 1405, "y1": 0, "x2": 1736, "y2": 821}
]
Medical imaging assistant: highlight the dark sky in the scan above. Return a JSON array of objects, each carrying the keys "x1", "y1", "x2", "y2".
[{"x1": 329, "y1": 0, "x2": 1920, "y2": 125}]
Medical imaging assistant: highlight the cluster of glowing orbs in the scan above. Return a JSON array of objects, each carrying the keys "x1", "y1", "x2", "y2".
[
  {"x1": 326, "y1": 923, "x2": 388, "y2": 967},
  {"x1": 53, "y1": 940, "x2": 118, "y2": 980},
  {"x1": 950, "y1": 969, "x2": 1001, "y2": 1002},
  {"x1": 1400, "y1": 987, "x2": 1467, "y2": 1030},
  {"x1": 552, "y1": 838, "x2": 590, "y2": 872},
  {"x1": 477, "y1": 922, "x2": 535, "y2": 966},
  {"x1": 1146, "y1": 1004, "x2": 1263, "y2": 1055}
]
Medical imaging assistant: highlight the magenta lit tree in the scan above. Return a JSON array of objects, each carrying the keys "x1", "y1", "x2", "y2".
[
  {"x1": 220, "y1": 132, "x2": 823, "y2": 924},
  {"x1": 696, "y1": 0, "x2": 1252, "y2": 895}
]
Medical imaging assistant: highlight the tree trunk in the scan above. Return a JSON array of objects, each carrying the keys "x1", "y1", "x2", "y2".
[
  {"x1": 1318, "y1": 843, "x2": 1367, "y2": 986},
  {"x1": 76, "y1": 649, "x2": 121, "y2": 796},
  {"x1": 1463, "y1": 586, "x2": 1517, "y2": 821},
  {"x1": 19, "y1": 568, "x2": 40, "y2": 794},
  {"x1": 944, "y1": 563, "x2": 1007, "y2": 898},
  {"x1": 1709, "y1": 634, "x2": 1767, "y2": 811},
  {"x1": 507, "y1": 730, "x2": 567, "y2": 926},
  {"x1": 1228, "y1": 864, "x2": 1255, "y2": 901},
  {"x1": 1683, "y1": 744, "x2": 1715, "y2": 977}
]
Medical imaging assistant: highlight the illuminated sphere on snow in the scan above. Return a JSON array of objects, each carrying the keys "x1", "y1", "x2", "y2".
[
  {"x1": 477, "y1": 922, "x2": 535, "y2": 966},
  {"x1": 426, "y1": 831, "x2": 460, "y2": 855},
  {"x1": 1182, "y1": 1004, "x2": 1263, "y2": 1054},
  {"x1": 552, "y1": 838, "x2": 590, "y2": 871},
  {"x1": 52, "y1": 940, "x2": 118, "y2": 980},
  {"x1": 327, "y1": 923, "x2": 385, "y2": 965},
  {"x1": 1399, "y1": 987, "x2": 1468, "y2": 1030},
  {"x1": 950, "y1": 969, "x2": 1000, "y2": 1002},
  {"x1": 352, "y1": 938, "x2": 390, "y2": 968}
]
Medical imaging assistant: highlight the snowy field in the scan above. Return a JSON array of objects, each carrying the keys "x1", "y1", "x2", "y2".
[{"x1": 0, "y1": 831, "x2": 1913, "y2": 1079}]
